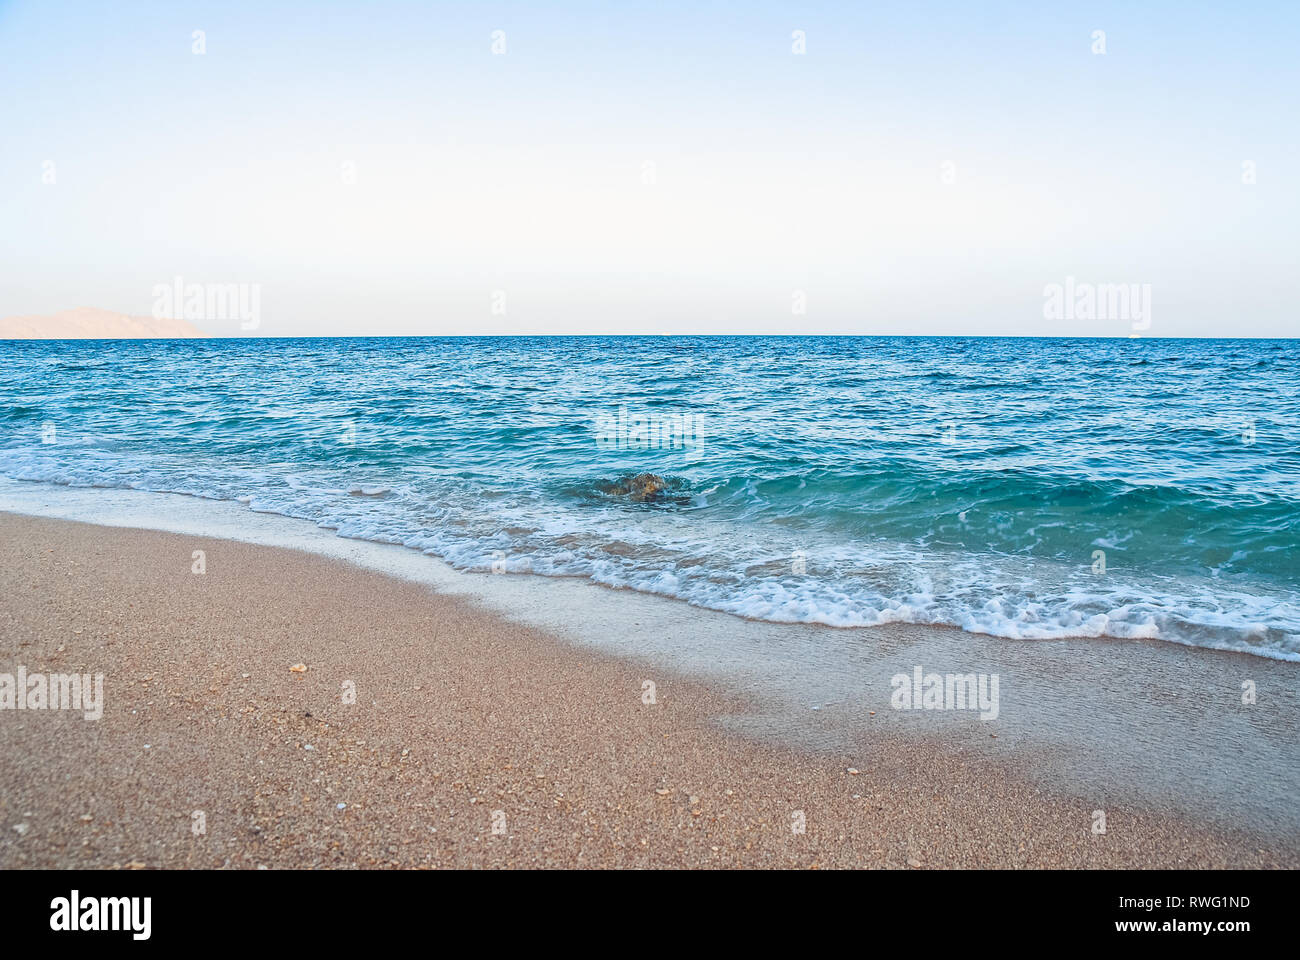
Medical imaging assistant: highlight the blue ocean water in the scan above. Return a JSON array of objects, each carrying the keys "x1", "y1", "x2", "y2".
[{"x1": 2, "y1": 336, "x2": 1297, "y2": 659}]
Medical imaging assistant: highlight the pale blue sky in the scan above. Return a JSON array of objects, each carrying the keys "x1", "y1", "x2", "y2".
[{"x1": 1, "y1": 0, "x2": 1296, "y2": 336}]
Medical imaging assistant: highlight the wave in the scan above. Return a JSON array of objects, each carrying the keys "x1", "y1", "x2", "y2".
[
  {"x1": 3, "y1": 334, "x2": 1298, "y2": 661},
  {"x1": 2, "y1": 459, "x2": 1297, "y2": 662}
]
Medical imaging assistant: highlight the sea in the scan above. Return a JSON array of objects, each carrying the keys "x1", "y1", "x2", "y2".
[{"x1": 2, "y1": 335, "x2": 1296, "y2": 660}]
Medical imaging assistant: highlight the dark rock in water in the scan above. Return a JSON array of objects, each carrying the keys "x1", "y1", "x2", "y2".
[{"x1": 595, "y1": 473, "x2": 685, "y2": 504}]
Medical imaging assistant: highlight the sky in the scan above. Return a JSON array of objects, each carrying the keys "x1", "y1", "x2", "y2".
[{"x1": 0, "y1": 0, "x2": 1296, "y2": 337}]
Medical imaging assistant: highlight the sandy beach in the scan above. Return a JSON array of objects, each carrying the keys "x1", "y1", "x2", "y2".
[{"x1": 1, "y1": 510, "x2": 1295, "y2": 869}]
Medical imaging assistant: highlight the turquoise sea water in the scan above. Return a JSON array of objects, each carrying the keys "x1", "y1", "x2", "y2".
[{"x1": 2, "y1": 336, "x2": 1297, "y2": 659}]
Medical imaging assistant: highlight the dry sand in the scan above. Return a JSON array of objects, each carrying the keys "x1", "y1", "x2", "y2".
[{"x1": 0, "y1": 513, "x2": 1293, "y2": 869}]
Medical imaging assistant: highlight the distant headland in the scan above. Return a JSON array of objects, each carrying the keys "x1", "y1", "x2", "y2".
[{"x1": 0, "y1": 307, "x2": 205, "y2": 339}]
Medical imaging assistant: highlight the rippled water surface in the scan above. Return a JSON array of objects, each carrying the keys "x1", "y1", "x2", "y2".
[{"x1": 2, "y1": 336, "x2": 1297, "y2": 659}]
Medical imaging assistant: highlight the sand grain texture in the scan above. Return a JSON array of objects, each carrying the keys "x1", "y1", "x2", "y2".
[{"x1": 0, "y1": 514, "x2": 1292, "y2": 869}]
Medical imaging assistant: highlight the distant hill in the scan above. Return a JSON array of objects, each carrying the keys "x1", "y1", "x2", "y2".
[{"x1": 0, "y1": 307, "x2": 205, "y2": 339}]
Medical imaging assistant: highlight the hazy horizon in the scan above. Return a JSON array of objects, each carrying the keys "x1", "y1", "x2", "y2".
[{"x1": 2, "y1": 0, "x2": 1296, "y2": 338}]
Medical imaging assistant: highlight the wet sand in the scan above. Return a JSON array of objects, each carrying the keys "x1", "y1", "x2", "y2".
[{"x1": 0, "y1": 512, "x2": 1295, "y2": 868}]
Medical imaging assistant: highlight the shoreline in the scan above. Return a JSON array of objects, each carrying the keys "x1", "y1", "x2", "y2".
[
  {"x1": 3, "y1": 481, "x2": 1300, "y2": 831},
  {"x1": 1, "y1": 507, "x2": 1297, "y2": 868}
]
